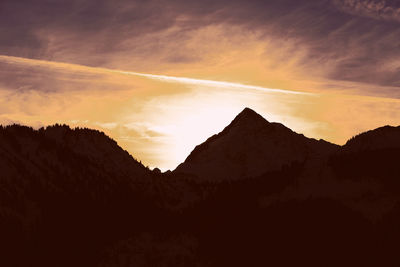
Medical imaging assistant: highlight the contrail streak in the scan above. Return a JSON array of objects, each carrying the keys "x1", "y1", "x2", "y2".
[
  {"x1": 0, "y1": 55, "x2": 310, "y2": 95},
  {"x1": 115, "y1": 71, "x2": 310, "y2": 95}
]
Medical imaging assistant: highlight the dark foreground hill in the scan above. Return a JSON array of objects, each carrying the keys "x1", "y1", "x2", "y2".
[{"x1": 1, "y1": 110, "x2": 400, "y2": 267}]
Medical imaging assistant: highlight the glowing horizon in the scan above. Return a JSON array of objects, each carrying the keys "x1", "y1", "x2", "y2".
[
  {"x1": 1, "y1": 53, "x2": 400, "y2": 170},
  {"x1": 1, "y1": 0, "x2": 400, "y2": 171}
]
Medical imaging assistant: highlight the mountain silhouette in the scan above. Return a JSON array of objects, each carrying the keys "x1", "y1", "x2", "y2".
[
  {"x1": 344, "y1": 125, "x2": 400, "y2": 152},
  {"x1": 0, "y1": 124, "x2": 150, "y2": 194},
  {"x1": 329, "y1": 125, "x2": 400, "y2": 196},
  {"x1": 1, "y1": 110, "x2": 400, "y2": 267},
  {"x1": 175, "y1": 107, "x2": 338, "y2": 180}
]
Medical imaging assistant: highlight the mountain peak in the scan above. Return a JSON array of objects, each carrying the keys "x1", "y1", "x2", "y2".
[
  {"x1": 219, "y1": 107, "x2": 271, "y2": 136},
  {"x1": 233, "y1": 107, "x2": 269, "y2": 124},
  {"x1": 239, "y1": 107, "x2": 260, "y2": 116},
  {"x1": 174, "y1": 108, "x2": 337, "y2": 180}
]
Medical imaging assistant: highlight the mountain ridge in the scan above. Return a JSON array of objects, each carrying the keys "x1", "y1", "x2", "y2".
[
  {"x1": 1, "y1": 109, "x2": 399, "y2": 176},
  {"x1": 1, "y1": 108, "x2": 400, "y2": 267},
  {"x1": 343, "y1": 125, "x2": 400, "y2": 152}
]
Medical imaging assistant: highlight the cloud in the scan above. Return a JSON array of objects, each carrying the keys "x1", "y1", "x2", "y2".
[
  {"x1": 1, "y1": 0, "x2": 399, "y2": 91},
  {"x1": 333, "y1": 0, "x2": 400, "y2": 22},
  {"x1": 0, "y1": 54, "x2": 309, "y2": 96}
]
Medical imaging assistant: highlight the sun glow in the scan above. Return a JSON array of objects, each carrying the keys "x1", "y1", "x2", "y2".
[{"x1": 133, "y1": 94, "x2": 252, "y2": 169}]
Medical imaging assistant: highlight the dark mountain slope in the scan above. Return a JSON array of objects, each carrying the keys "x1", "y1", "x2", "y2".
[
  {"x1": 0, "y1": 124, "x2": 160, "y2": 267},
  {"x1": 329, "y1": 125, "x2": 400, "y2": 194},
  {"x1": 0, "y1": 124, "x2": 149, "y2": 186},
  {"x1": 343, "y1": 125, "x2": 400, "y2": 152},
  {"x1": 175, "y1": 107, "x2": 338, "y2": 180},
  {"x1": 1, "y1": 114, "x2": 400, "y2": 267}
]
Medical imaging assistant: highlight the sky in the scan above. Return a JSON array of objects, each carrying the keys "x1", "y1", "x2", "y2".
[{"x1": 0, "y1": 0, "x2": 400, "y2": 170}]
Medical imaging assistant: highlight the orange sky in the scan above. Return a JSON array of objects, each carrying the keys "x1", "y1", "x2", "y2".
[
  {"x1": 1, "y1": 0, "x2": 400, "y2": 170},
  {"x1": 1, "y1": 53, "x2": 399, "y2": 170}
]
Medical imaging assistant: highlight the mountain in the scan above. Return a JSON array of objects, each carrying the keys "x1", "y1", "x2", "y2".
[
  {"x1": 174, "y1": 108, "x2": 338, "y2": 180},
  {"x1": 1, "y1": 111, "x2": 400, "y2": 267},
  {"x1": 0, "y1": 124, "x2": 151, "y2": 195},
  {"x1": 343, "y1": 125, "x2": 400, "y2": 152},
  {"x1": 329, "y1": 125, "x2": 400, "y2": 195},
  {"x1": 0, "y1": 124, "x2": 161, "y2": 267}
]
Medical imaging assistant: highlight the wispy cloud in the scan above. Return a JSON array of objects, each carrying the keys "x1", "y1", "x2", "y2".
[
  {"x1": 1, "y1": 0, "x2": 400, "y2": 90},
  {"x1": 116, "y1": 72, "x2": 310, "y2": 95},
  {"x1": 0, "y1": 55, "x2": 308, "y2": 95},
  {"x1": 333, "y1": 0, "x2": 400, "y2": 22}
]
